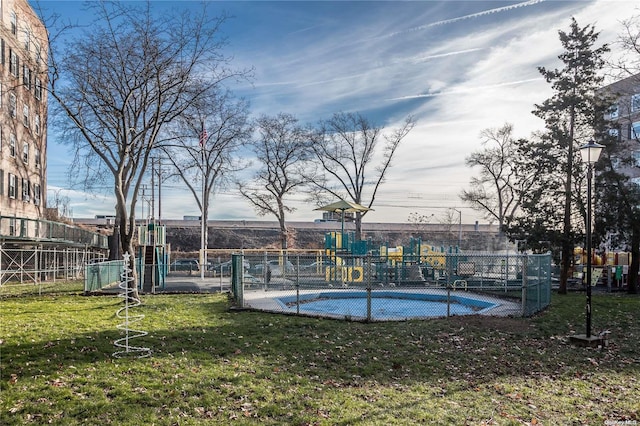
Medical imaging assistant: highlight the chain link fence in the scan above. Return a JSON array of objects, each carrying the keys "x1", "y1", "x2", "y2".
[{"x1": 231, "y1": 252, "x2": 551, "y2": 320}]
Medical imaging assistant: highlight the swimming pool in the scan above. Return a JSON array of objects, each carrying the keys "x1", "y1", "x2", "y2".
[{"x1": 270, "y1": 290, "x2": 502, "y2": 321}]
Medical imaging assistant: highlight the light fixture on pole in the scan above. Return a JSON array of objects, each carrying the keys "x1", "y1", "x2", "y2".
[{"x1": 571, "y1": 140, "x2": 604, "y2": 346}]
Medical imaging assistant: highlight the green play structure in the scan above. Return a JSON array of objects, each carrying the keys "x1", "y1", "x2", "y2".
[
  {"x1": 136, "y1": 223, "x2": 168, "y2": 292},
  {"x1": 323, "y1": 231, "x2": 461, "y2": 285}
]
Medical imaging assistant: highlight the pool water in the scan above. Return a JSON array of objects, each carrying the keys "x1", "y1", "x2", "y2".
[{"x1": 276, "y1": 291, "x2": 498, "y2": 320}]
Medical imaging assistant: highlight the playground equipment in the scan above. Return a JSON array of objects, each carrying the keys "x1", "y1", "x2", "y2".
[
  {"x1": 323, "y1": 232, "x2": 460, "y2": 285},
  {"x1": 573, "y1": 247, "x2": 636, "y2": 289},
  {"x1": 136, "y1": 223, "x2": 168, "y2": 292},
  {"x1": 323, "y1": 231, "x2": 365, "y2": 283},
  {"x1": 376, "y1": 237, "x2": 460, "y2": 285}
]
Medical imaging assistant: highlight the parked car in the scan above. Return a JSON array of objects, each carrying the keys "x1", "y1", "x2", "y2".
[
  {"x1": 302, "y1": 260, "x2": 336, "y2": 272},
  {"x1": 170, "y1": 258, "x2": 199, "y2": 271},
  {"x1": 209, "y1": 259, "x2": 250, "y2": 273},
  {"x1": 252, "y1": 259, "x2": 295, "y2": 276}
]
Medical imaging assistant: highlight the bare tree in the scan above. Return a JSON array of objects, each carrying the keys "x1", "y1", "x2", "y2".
[
  {"x1": 407, "y1": 212, "x2": 434, "y2": 237},
  {"x1": 45, "y1": 189, "x2": 71, "y2": 221},
  {"x1": 309, "y1": 112, "x2": 415, "y2": 240},
  {"x1": 238, "y1": 113, "x2": 313, "y2": 249},
  {"x1": 460, "y1": 123, "x2": 533, "y2": 237},
  {"x1": 46, "y1": 1, "x2": 249, "y2": 295},
  {"x1": 610, "y1": 14, "x2": 640, "y2": 79},
  {"x1": 161, "y1": 90, "x2": 252, "y2": 255}
]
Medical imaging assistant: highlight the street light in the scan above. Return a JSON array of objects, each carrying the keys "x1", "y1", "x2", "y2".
[{"x1": 577, "y1": 139, "x2": 604, "y2": 341}]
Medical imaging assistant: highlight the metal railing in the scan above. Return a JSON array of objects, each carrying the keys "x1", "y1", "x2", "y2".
[
  {"x1": 230, "y1": 252, "x2": 552, "y2": 320},
  {"x1": 0, "y1": 215, "x2": 109, "y2": 248}
]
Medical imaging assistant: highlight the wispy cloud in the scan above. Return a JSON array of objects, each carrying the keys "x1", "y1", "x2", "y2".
[
  {"x1": 389, "y1": 78, "x2": 544, "y2": 101},
  {"x1": 46, "y1": 0, "x2": 635, "y2": 223}
]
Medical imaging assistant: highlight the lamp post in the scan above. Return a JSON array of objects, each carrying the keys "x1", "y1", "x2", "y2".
[{"x1": 578, "y1": 140, "x2": 604, "y2": 340}]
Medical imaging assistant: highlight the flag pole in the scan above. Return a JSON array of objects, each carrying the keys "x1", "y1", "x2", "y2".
[{"x1": 200, "y1": 124, "x2": 206, "y2": 281}]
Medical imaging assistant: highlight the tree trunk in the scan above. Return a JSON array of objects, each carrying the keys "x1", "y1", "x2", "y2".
[
  {"x1": 279, "y1": 218, "x2": 287, "y2": 250},
  {"x1": 559, "y1": 242, "x2": 571, "y2": 295},
  {"x1": 628, "y1": 225, "x2": 639, "y2": 294},
  {"x1": 119, "y1": 215, "x2": 139, "y2": 299},
  {"x1": 116, "y1": 198, "x2": 139, "y2": 299},
  {"x1": 355, "y1": 212, "x2": 363, "y2": 241},
  {"x1": 108, "y1": 225, "x2": 121, "y2": 261}
]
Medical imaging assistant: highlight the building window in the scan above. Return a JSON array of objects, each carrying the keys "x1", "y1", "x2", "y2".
[
  {"x1": 633, "y1": 151, "x2": 640, "y2": 167},
  {"x1": 9, "y1": 93, "x2": 16, "y2": 117},
  {"x1": 9, "y1": 134, "x2": 16, "y2": 157},
  {"x1": 22, "y1": 65, "x2": 31, "y2": 89},
  {"x1": 8, "y1": 173, "x2": 16, "y2": 199},
  {"x1": 9, "y1": 218, "x2": 16, "y2": 236},
  {"x1": 35, "y1": 43, "x2": 41, "y2": 66},
  {"x1": 632, "y1": 94, "x2": 640, "y2": 113},
  {"x1": 9, "y1": 50, "x2": 18, "y2": 77},
  {"x1": 0, "y1": 170, "x2": 4, "y2": 196},
  {"x1": 1, "y1": 38, "x2": 5, "y2": 65},
  {"x1": 34, "y1": 115, "x2": 40, "y2": 135},
  {"x1": 23, "y1": 104, "x2": 29, "y2": 128},
  {"x1": 0, "y1": 82, "x2": 2, "y2": 107},
  {"x1": 22, "y1": 178, "x2": 30, "y2": 202},
  {"x1": 631, "y1": 122, "x2": 640, "y2": 140},
  {"x1": 35, "y1": 148, "x2": 41, "y2": 168},
  {"x1": 607, "y1": 104, "x2": 619, "y2": 120},
  {"x1": 23, "y1": 142, "x2": 28, "y2": 163},
  {"x1": 34, "y1": 183, "x2": 41, "y2": 206},
  {"x1": 23, "y1": 29, "x2": 30, "y2": 52},
  {"x1": 11, "y1": 12, "x2": 17, "y2": 36},
  {"x1": 35, "y1": 78, "x2": 42, "y2": 100}
]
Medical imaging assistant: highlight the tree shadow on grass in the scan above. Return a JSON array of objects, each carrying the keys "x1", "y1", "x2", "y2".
[{"x1": 2, "y1": 293, "x2": 639, "y2": 424}]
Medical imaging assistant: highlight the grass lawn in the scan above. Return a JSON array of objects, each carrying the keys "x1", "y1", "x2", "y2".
[{"x1": 1, "y1": 282, "x2": 638, "y2": 425}]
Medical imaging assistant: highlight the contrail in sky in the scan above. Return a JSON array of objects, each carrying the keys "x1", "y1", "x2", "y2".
[{"x1": 385, "y1": 0, "x2": 547, "y2": 38}]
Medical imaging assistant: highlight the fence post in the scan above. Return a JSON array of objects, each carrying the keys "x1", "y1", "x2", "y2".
[
  {"x1": 263, "y1": 251, "x2": 268, "y2": 291},
  {"x1": 447, "y1": 284, "x2": 451, "y2": 317},
  {"x1": 521, "y1": 254, "x2": 528, "y2": 316},
  {"x1": 366, "y1": 254, "x2": 372, "y2": 322},
  {"x1": 296, "y1": 254, "x2": 300, "y2": 315},
  {"x1": 231, "y1": 254, "x2": 244, "y2": 308}
]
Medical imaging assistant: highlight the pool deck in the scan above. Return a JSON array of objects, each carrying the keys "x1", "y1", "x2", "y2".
[{"x1": 242, "y1": 287, "x2": 523, "y2": 319}]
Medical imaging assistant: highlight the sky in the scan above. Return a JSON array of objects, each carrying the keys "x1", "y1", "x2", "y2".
[{"x1": 35, "y1": 0, "x2": 639, "y2": 224}]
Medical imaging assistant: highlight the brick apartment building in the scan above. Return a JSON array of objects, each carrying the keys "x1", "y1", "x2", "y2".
[
  {"x1": 602, "y1": 73, "x2": 640, "y2": 184},
  {"x1": 0, "y1": 0, "x2": 47, "y2": 229}
]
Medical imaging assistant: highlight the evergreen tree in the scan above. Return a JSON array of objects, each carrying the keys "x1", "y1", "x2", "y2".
[{"x1": 511, "y1": 18, "x2": 609, "y2": 294}]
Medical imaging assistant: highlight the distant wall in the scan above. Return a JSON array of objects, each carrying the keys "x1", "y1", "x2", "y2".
[{"x1": 73, "y1": 219, "x2": 504, "y2": 252}]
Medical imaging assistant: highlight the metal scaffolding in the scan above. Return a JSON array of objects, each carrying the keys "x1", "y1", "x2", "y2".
[{"x1": 0, "y1": 215, "x2": 109, "y2": 286}]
